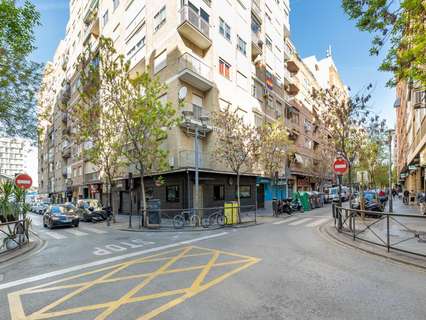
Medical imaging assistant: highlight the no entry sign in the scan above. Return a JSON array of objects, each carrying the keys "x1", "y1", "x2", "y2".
[
  {"x1": 333, "y1": 158, "x2": 348, "y2": 175},
  {"x1": 15, "y1": 173, "x2": 33, "y2": 190}
]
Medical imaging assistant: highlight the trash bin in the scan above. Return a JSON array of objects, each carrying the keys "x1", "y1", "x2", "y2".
[
  {"x1": 147, "y1": 199, "x2": 161, "y2": 228},
  {"x1": 224, "y1": 202, "x2": 238, "y2": 225},
  {"x1": 299, "y1": 192, "x2": 311, "y2": 211}
]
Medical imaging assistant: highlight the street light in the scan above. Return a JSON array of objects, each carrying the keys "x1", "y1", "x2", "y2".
[
  {"x1": 387, "y1": 129, "x2": 395, "y2": 213},
  {"x1": 194, "y1": 114, "x2": 210, "y2": 212}
]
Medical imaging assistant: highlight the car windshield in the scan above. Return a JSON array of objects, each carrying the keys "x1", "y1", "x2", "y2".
[
  {"x1": 364, "y1": 193, "x2": 376, "y2": 202},
  {"x1": 50, "y1": 206, "x2": 75, "y2": 216}
]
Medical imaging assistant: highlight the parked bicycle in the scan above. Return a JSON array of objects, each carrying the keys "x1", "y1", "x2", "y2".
[
  {"x1": 207, "y1": 210, "x2": 227, "y2": 226},
  {"x1": 173, "y1": 210, "x2": 209, "y2": 229}
]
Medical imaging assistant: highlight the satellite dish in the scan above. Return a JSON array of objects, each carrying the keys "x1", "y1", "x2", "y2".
[{"x1": 178, "y1": 86, "x2": 187, "y2": 101}]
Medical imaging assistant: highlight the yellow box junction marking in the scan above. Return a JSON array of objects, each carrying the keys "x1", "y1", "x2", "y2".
[{"x1": 8, "y1": 246, "x2": 260, "y2": 320}]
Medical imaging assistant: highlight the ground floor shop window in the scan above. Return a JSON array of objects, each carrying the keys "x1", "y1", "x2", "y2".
[
  {"x1": 213, "y1": 185, "x2": 225, "y2": 201},
  {"x1": 166, "y1": 185, "x2": 180, "y2": 202},
  {"x1": 238, "y1": 185, "x2": 251, "y2": 199}
]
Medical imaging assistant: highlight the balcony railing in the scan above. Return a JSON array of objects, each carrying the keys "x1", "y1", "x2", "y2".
[
  {"x1": 177, "y1": 53, "x2": 213, "y2": 91},
  {"x1": 179, "y1": 5, "x2": 210, "y2": 39},
  {"x1": 413, "y1": 90, "x2": 426, "y2": 109},
  {"x1": 251, "y1": 0, "x2": 262, "y2": 20},
  {"x1": 84, "y1": 171, "x2": 100, "y2": 184}
]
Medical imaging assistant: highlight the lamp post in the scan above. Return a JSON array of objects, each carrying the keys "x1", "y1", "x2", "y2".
[
  {"x1": 195, "y1": 115, "x2": 209, "y2": 212},
  {"x1": 387, "y1": 129, "x2": 395, "y2": 213}
]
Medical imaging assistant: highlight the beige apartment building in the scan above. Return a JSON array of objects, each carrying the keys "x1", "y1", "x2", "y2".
[
  {"x1": 38, "y1": 0, "x2": 344, "y2": 211},
  {"x1": 396, "y1": 80, "x2": 426, "y2": 193}
]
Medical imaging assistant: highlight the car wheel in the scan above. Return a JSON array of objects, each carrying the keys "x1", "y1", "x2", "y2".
[
  {"x1": 43, "y1": 219, "x2": 47, "y2": 228},
  {"x1": 49, "y1": 220, "x2": 53, "y2": 229},
  {"x1": 74, "y1": 222, "x2": 79, "y2": 227}
]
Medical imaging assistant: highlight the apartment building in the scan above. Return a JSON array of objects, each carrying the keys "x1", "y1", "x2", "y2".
[
  {"x1": 38, "y1": 0, "x2": 295, "y2": 211},
  {"x1": 0, "y1": 138, "x2": 26, "y2": 178},
  {"x1": 395, "y1": 81, "x2": 426, "y2": 193}
]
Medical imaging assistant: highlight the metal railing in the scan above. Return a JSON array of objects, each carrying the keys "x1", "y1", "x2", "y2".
[
  {"x1": 178, "y1": 52, "x2": 212, "y2": 81},
  {"x1": 333, "y1": 205, "x2": 426, "y2": 258},
  {"x1": 125, "y1": 205, "x2": 257, "y2": 230},
  {"x1": 0, "y1": 219, "x2": 29, "y2": 255},
  {"x1": 251, "y1": 0, "x2": 262, "y2": 18},
  {"x1": 179, "y1": 5, "x2": 210, "y2": 39}
]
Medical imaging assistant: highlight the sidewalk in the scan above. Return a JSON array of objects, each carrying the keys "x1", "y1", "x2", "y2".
[
  {"x1": 0, "y1": 231, "x2": 43, "y2": 265},
  {"x1": 388, "y1": 197, "x2": 423, "y2": 215}
]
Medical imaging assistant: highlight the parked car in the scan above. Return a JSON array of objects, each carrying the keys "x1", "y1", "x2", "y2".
[
  {"x1": 351, "y1": 191, "x2": 384, "y2": 215},
  {"x1": 32, "y1": 202, "x2": 48, "y2": 215},
  {"x1": 75, "y1": 199, "x2": 106, "y2": 222},
  {"x1": 43, "y1": 204, "x2": 80, "y2": 229}
]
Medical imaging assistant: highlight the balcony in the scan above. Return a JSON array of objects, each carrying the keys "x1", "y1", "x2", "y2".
[
  {"x1": 284, "y1": 77, "x2": 300, "y2": 96},
  {"x1": 84, "y1": 171, "x2": 100, "y2": 184},
  {"x1": 83, "y1": 0, "x2": 99, "y2": 46},
  {"x1": 177, "y1": 53, "x2": 213, "y2": 92},
  {"x1": 62, "y1": 144, "x2": 71, "y2": 158},
  {"x1": 251, "y1": 31, "x2": 263, "y2": 59},
  {"x1": 60, "y1": 84, "x2": 71, "y2": 105},
  {"x1": 413, "y1": 90, "x2": 426, "y2": 109},
  {"x1": 178, "y1": 5, "x2": 211, "y2": 50},
  {"x1": 286, "y1": 60, "x2": 299, "y2": 74},
  {"x1": 180, "y1": 104, "x2": 213, "y2": 136},
  {"x1": 251, "y1": 0, "x2": 262, "y2": 22}
]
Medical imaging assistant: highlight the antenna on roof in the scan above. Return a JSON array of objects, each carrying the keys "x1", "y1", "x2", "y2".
[{"x1": 326, "y1": 45, "x2": 332, "y2": 58}]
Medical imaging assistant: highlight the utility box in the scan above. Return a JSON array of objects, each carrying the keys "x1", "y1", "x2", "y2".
[
  {"x1": 224, "y1": 202, "x2": 238, "y2": 225},
  {"x1": 147, "y1": 199, "x2": 161, "y2": 228}
]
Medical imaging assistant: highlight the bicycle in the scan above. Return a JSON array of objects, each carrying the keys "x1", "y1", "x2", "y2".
[
  {"x1": 207, "y1": 210, "x2": 227, "y2": 227},
  {"x1": 173, "y1": 210, "x2": 208, "y2": 229}
]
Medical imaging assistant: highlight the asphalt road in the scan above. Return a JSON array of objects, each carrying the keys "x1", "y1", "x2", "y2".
[{"x1": 0, "y1": 206, "x2": 425, "y2": 320}]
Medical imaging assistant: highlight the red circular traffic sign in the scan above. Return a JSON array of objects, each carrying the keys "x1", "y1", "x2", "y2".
[
  {"x1": 15, "y1": 173, "x2": 33, "y2": 190},
  {"x1": 333, "y1": 158, "x2": 348, "y2": 175}
]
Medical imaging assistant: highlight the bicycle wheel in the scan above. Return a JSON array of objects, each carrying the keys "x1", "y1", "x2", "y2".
[
  {"x1": 173, "y1": 215, "x2": 185, "y2": 229},
  {"x1": 217, "y1": 214, "x2": 227, "y2": 226},
  {"x1": 201, "y1": 216, "x2": 210, "y2": 228},
  {"x1": 189, "y1": 214, "x2": 199, "y2": 227},
  {"x1": 209, "y1": 214, "x2": 218, "y2": 226}
]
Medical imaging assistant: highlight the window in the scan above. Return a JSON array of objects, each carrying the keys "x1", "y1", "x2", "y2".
[
  {"x1": 236, "y1": 71, "x2": 247, "y2": 89},
  {"x1": 213, "y1": 185, "x2": 225, "y2": 201},
  {"x1": 238, "y1": 186, "x2": 251, "y2": 199},
  {"x1": 219, "y1": 18, "x2": 231, "y2": 41},
  {"x1": 219, "y1": 58, "x2": 231, "y2": 79},
  {"x1": 153, "y1": 50, "x2": 167, "y2": 74},
  {"x1": 154, "y1": 6, "x2": 166, "y2": 32},
  {"x1": 127, "y1": 36, "x2": 145, "y2": 59},
  {"x1": 102, "y1": 10, "x2": 109, "y2": 26},
  {"x1": 237, "y1": 36, "x2": 246, "y2": 55},
  {"x1": 265, "y1": 35, "x2": 272, "y2": 49},
  {"x1": 166, "y1": 185, "x2": 180, "y2": 202},
  {"x1": 113, "y1": 0, "x2": 120, "y2": 11}
]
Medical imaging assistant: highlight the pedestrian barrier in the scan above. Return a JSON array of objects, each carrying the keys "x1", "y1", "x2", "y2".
[
  {"x1": 332, "y1": 204, "x2": 426, "y2": 258},
  {"x1": 127, "y1": 205, "x2": 257, "y2": 230},
  {"x1": 0, "y1": 219, "x2": 29, "y2": 254}
]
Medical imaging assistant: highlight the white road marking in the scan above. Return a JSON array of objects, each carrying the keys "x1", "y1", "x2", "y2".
[
  {"x1": 306, "y1": 218, "x2": 330, "y2": 228},
  {"x1": 273, "y1": 217, "x2": 299, "y2": 225},
  {"x1": 0, "y1": 231, "x2": 228, "y2": 290},
  {"x1": 64, "y1": 229, "x2": 88, "y2": 236},
  {"x1": 80, "y1": 226, "x2": 107, "y2": 234},
  {"x1": 288, "y1": 218, "x2": 313, "y2": 226},
  {"x1": 43, "y1": 231, "x2": 67, "y2": 240}
]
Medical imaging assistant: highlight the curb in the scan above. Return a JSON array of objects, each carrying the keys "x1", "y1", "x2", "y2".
[
  {"x1": 321, "y1": 224, "x2": 426, "y2": 271},
  {"x1": 117, "y1": 222, "x2": 260, "y2": 233},
  {"x1": 0, "y1": 231, "x2": 44, "y2": 266}
]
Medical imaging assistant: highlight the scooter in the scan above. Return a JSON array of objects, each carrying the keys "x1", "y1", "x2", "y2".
[{"x1": 290, "y1": 199, "x2": 304, "y2": 213}]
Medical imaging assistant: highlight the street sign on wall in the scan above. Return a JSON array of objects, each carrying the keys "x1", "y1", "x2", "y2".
[
  {"x1": 15, "y1": 173, "x2": 33, "y2": 190},
  {"x1": 333, "y1": 158, "x2": 348, "y2": 176}
]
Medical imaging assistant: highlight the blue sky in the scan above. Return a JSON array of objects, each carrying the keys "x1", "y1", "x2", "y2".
[{"x1": 30, "y1": 0, "x2": 396, "y2": 126}]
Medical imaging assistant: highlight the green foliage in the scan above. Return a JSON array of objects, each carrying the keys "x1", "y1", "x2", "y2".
[
  {"x1": 0, "y1": 0, "x2": 42, "y2": 140},
  {"x1": 0, "y1": 181, "x2": 29, "y2": 222},
  {"x1": 257, "y1": 119, "x2": 292, "y2": 179},
  {"x1": 342, "y1": 0, "x2": 426, "y2": 87}
]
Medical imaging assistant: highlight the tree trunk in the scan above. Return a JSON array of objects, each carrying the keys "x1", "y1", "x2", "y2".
[
  {"x1": 140, "y1": 168, "x2": 147, "y2": 227},
  {"x1": 109, "y1": 182, "x2": 115, "y2": 223},
  {"x1": 236, "y1": 172, "x2": 241, "y2": 223}
]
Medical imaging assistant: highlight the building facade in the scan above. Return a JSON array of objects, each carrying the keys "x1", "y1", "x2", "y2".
[
  {"x1": 38, "y1": 0, "x2": 345, "y2": 211},
  {"x1": 395, "y1": 81, "x2": 426, "y2": 193},
  {"x1": 0, "y1": 138, "x2": 26, "y2": 178}
]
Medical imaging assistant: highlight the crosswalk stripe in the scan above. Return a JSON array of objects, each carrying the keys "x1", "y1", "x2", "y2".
[
  {"x1": 80, "y1": 226, "x2": 107, "y2": 234},
  {"x1": 288, "y1": 218, "x2": 313, "y2": 226},
  {"x1": 306, "y1": 218, "x2": 329, "y2": 227},
  {"x1": 64, "y1": 229, "x2": 89, "y2": 236},
  {"x1": 273, "y1": 217, "x2": 300, "y2": 225},
  {"x1": 43, "y1": 231, "x2": 67, "y2": 240}
]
